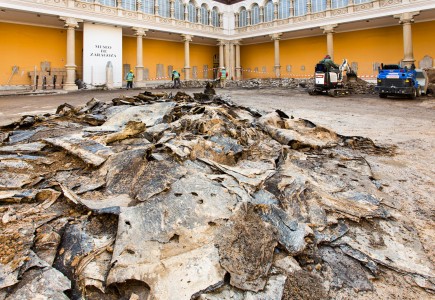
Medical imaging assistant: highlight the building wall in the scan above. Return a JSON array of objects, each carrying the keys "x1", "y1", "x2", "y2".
[
  {"x1": 240, "y1": 20, "x2": 435, "y2": 79},
  {"x1": 123, "y1": 37, "x2": 218, "y2": 80},
  {"x1": 0, "y1": 22, "x2": 83, "y2": 86},
  {"x1": 1, "y1": 20, "x2": 434, "y2": 85},
  {"x1": 240, "y1": 42, "x2": 275, "y2": 78}
]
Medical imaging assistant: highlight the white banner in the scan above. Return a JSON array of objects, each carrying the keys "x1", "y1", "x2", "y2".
[{"x1": 83, "y1": 23, "x2": 122, "y2": 87}]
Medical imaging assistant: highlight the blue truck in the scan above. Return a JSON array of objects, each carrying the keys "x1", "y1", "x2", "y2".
[{"x1": 375, "y1": 64, "x2": 422, "y2": 99}]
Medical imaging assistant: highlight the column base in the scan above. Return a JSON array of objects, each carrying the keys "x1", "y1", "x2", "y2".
[
  {"x1": 135, "y1": 81, "x2": 147, "y2": 88},
  {"x1": 63, "y1": 83, "x2": 78, "y2": 91},
  {"x1": 402, "y1": 58, "x2": 415, "y2": 68},
  {"x1": 184, "y1": 67, "x2": 191, "y2": 81}
]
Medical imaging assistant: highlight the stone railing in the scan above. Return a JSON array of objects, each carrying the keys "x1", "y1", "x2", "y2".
[
  {"x1": 41, "y1": 0, "x2": 224, "y2": 34},
  {"x1": 234, "y1": 0, "x2": 405, "y2": 33}
]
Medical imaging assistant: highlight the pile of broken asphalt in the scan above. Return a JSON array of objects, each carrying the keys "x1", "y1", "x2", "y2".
[{"x1": 0, "y1": 88, "x2": 434, "y2": 299}]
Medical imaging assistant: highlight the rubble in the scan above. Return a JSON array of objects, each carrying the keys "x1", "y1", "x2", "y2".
[{"x1": 0, "y1": 87, "x2": 433, "y2": 300}]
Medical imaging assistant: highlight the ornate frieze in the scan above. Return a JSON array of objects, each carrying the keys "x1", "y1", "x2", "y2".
[
  {"x1": 380, "y1": 0, "x2": 402, "y2": 7},
  {"x1": 331, "y1": 8, "x2": 348, "y2": 16},
  {"x1": 354, "y1": 2, "x2": 374, "y2": 12}
]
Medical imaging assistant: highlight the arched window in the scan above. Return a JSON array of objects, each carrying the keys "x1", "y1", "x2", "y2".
[
  {"x1": 142, "y1": 0, "x2": 154, "y2": 14},
  {"x1": 211, "y1": 7, "x2": 219, "y2": 27},
  {"x1": 331, "y1": 0, "x2": 348, "y2": 8},
  {"x1": 294, "y1": 0, "x2": 307, "y2": 16},
  {"x1": 122, "y1": 0, "x2": 136, "y2": 11},
  {"x1": 312, "y1": 0, "x2": 326, "y2": 12},
  {"x1": 264, "y1": 0, "x2": 274, "y2": 22},
  {"x1": 201, "y1": 4, "x2": 209, "y2": 25},
  {"x1": 239, "y1": 7, "x2": 248, "y2": 27},
  {"x1": 278, "y1": 0, "x2": 290, "y2": 19},
  {"x1": 188, "y1": 1, "x2": 196, "y2": 23},
  {"x1": 100, "y1": 0, "x2": 116, "y2": 6},
  {"x1": 174, "y1": 0, "x2": 184, "y2": 20},
  {"x1": 251, "y1": 4, "x2": 260, "y2": 25},
  {"x1": 159, "y1": 0, "x2": 170, "y2": 17}
]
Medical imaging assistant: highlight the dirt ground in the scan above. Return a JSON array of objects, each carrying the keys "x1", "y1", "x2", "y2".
[{"x1": 1, "y1": 86, "x2": 434, "y2": 298}]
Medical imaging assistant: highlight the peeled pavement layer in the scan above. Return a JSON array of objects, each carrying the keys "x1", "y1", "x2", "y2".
[{"x1": 0, "y1": 89, "x2": 433, "y2": 299}]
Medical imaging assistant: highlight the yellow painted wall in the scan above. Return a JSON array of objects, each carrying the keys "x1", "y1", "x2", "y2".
[
  {"x1": 413, "y1": 21, "x2": 435, "y2": 64},
  {"x1": 123, "y1": 37, "x2": 217, "y2": 80},
  {"x1": 334, "y1": 25, "x2": 403, "y2": 76},
  {"x1": 0, "y1": 22, "x2": 82, "y2": 85},
  {"x1": 240, "y1": 42, "x2": 275, "y2": 78}
]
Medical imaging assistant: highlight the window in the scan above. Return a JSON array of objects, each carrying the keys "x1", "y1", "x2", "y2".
[
  {"x1": 354, "y1": 0, "x2": 370, "y2": 3},
  {"x1": 239, "y1": 7, "x2": 248, "y2": 27},
  {"x1": 174, "y1": 0, "x2": 184, "y2": 19},
  {"x1": 188, "y1": 1, "x2": 196, "y2": 23},
  {"x1": 201, "y1": 4, "x2": 208, "y2": 25},
  {"x1": 142, "y1": 0, "x2": 154, "y2": 14},
  {"x1": 294, "y1": 0, "x2": 307, "y2": 16},
  {"x1": 251, "y1": 4, "x2": 260, "y2": 25},
  {"x1": 100, "y1": 0, "x2": 116, "y2": 6},
  {"x1": 264, "y1": 0, "x2": 274, "y2": 22},
  {"x1": 312, "y1": 0, "x2": 326, "y2": 12},
  {"x1": 211, "y1": 7, "x2": 219, "y2": 27},
  {"x1": 159, "y1": 0, "x2": 170, "y2": 17},
  {"x1": 278, "y1": 0, "x2": 290, "y2": 19},
  {"x1": 331, "y1": 0, "x2": 348, "y2": 8},
  {"x1": 122, "y1": 0, "x2": 136, "y2": 11}
]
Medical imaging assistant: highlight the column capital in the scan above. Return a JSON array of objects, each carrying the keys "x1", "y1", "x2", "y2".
[
  {"x1": 181, "y1": 34, "x2": 193, "y2": 42},
  {"x1": 321, "y1": 24, "x2": 338, "y2": 34},
  {"x1": 59, "y1": 17, "x2": 82, "y2": 28},
  {"x1": 232, "y1": 39, "x2": 241, "y2": 46},
  {"x1": 394, "y1": 11, "x2": 420, "y2": 24},
  {"x1": 217, "y1": 39, "x2": 227, "y2": 46},
  {"x1": 132, "y1": 27, "x2": 148, "y2": 36},
  {"x1": 270, "y1": 33, "x2": 282, "y2": 40}
]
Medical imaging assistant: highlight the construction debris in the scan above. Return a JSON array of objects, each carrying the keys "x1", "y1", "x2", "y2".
[{"x1": 0, "y1": 87, "x2": 433, "y2": 300}]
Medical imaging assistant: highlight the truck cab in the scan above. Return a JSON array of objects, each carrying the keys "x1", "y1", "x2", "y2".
[{"x1": 375, "y1": 64, "x2": 421, "y2": 99}]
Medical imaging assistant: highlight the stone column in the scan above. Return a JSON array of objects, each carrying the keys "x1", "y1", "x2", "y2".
[
  {"x1": 235, "y1": 40, "x2": 241, "y2": 80},
  {"x1": 321, "y1": 24, "x2": 337, "y2": 60},
  {"x1": 154, "y1": 0, "x2": 159, "y2": 15},
  {"x1": 224, "y1": 41, "x2": 230, "y2": 71},
  {"x1": 170, "y1": 0, "x2": 175, "y2": 18},
  {"x1": 218, "y1": 40, "x2": 225, "y2": 69},
  {"x1": 270, "y1": 33, "x2": 282, "y2": 78},
  {"x1": 182, "y1": 34, "x2": 192, "y2": 80},
  {"x1": 229, "y1": 42, "x2": 235, "y2": 80},
  {"x1": 219, "y1": 13, "x2": 223, "y2": 27},
  {"x1": 235, "y1": 13, "x2": 239, "y2": 28},
  {"x1": 274, "y1": 2, "x2": 278, "y2": 20},
  {"x1": 260, "y1": 7, "x2": 264, "y2": 23},
  {"x1": 133, "y1": 27, "x2": 148, "y2": 87},
  {"x1": 394, "y1": 11, "x2": 420, "y2": 68},
  {"x1": 60, "y1": 17, "x2": 82, "y2": 91}
]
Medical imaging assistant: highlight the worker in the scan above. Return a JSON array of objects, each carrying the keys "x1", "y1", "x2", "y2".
[
  {"x1": 218, "y1": 67, "x2": 228, "y2": 88},
  {"x1": 125, "y1": 70, "x2": 135, "y2": 89},
  {"x1": 320, "y1": 55, "x2": 339, "y2": 70},
  {"x1": 172, "y1": 70, "x2": 181, "y2": 89}
]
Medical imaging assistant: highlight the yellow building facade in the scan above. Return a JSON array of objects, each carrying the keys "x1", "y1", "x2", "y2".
[{"x1": 0, "y1": 0, "x2": 434, "y2": 89}]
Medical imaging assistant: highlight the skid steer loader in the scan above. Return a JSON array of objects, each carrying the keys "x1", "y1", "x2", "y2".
[{"x1": 308, "y1": 59, "x2": 355, "y2": 97}]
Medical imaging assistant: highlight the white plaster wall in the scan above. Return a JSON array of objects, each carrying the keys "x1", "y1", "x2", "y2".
[{"x1": 83, "y1": 23, "x2": 123, "y2": 87}]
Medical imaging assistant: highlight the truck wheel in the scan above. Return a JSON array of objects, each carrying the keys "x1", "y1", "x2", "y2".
[
  {"x1": 409, "y1": 88, "x2": 417, "y2": 99},
  {"x1": 379, "y1": 93, "x2": 387, "y2": 98},
  {"x1": 417, "y1": 87, "x2": 421, "y2": 97}
]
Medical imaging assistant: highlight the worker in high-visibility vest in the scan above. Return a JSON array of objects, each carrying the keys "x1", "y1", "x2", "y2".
[
  {"x1": 218, "y1": 67, "x2": 228, "y2": 88},
  {"x1": 125, "y1": 70, "x2": 135, "y2": 89},
  {"x1": 172, "y1": 70, "x2": 181, "y2": 89}
]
